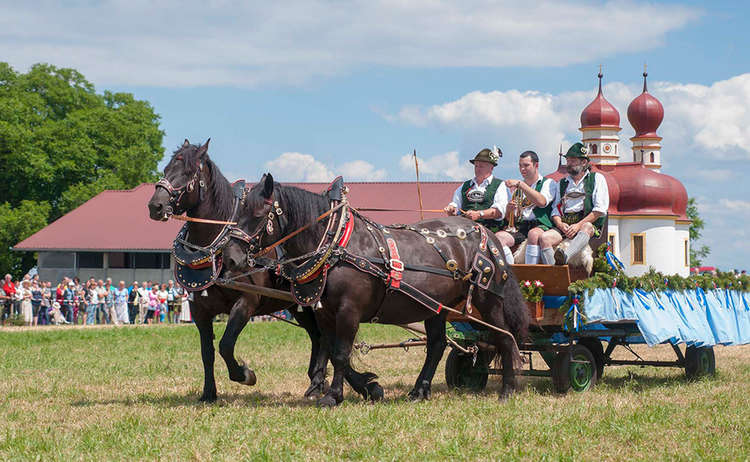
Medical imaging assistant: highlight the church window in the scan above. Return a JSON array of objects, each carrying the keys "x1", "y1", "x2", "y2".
[
  {"x1": 631, "y1": 233, "x2": 645, "y2": 265},
  {"x1": 650, "y1": 152, "x2": 655, "y2": 163},
  {"x1": 591, "y1": 144, "x2": 598, "y2": 154},
  {"x1": 684, "y1": 239, "x2": 689, "y2": 267},
  {"x1": 608, "y1": 233, "x2": 617, "y2": 256},
  {"x1": 615, "y1": 144, "x2": 617, "y2": 154}
]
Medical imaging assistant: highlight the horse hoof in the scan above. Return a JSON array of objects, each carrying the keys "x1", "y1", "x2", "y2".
[
  {"x1": 241, "y1": 368, "x2": 257, "y2": 386},
  {"x1": 199, "y1": 393, "x2": 217, "y2": 403},
  {"x1": 407, "y1": 388, "x2": 430, "y2": 402},
  {"x1": 303, "y1": 381, "x2": 328, "y2": 400},
  {"x1": 499, "y1": 386, "x2": 515, "y2": 402},
  {"x1": 317, "y1": 394, "x2": 338, "y2": 408},
  {"x1": 367, "y1": 382, "x2": 384, "y2": 402}
]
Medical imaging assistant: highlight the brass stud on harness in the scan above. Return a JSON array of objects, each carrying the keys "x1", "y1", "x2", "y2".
[
  {"x1": 502, "y1": 271, "x2": 508, "y2": 280},
  {"x1": 456, "y1": 228, "x2": 467, "y2": 239},
  {"x1": 483, "y1": 267, "x2": 491, "y2": 273},
  {"x1": 436, "y1": 229, "x2": 447, "y2": 238},
  {"x1": 426, "y1": 237, "x2": 435, "y2": 244},
  {"x1": 420, "y1": 228, "x2": 430, "y2": 235},
  {"x1": 446, "y1": 259, "x2": 458, "y2": 271}
]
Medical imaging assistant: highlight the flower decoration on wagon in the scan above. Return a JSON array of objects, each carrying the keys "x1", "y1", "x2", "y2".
[{"x1": 520, "y1": 279, "x2": 544, "y2": 303}]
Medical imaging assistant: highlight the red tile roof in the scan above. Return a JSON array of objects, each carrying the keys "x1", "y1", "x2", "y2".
[{"x1": 14, "y1": 182, "x2": 461, "y2": 251}]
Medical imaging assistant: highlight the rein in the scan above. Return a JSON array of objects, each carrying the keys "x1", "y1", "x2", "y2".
[
  {"x1": 170, "y1": 215, "x2": 237, "y2": 226},
  {"x1": 352, "y1": 207, "x2": 447, "y2": 213}
]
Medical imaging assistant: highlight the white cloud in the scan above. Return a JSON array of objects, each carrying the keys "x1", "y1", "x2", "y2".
[
  {"x1": 263, "y1": 153, "x2": 387, "y2": 182},
  {"x1": 399, "y1": 151, "x2": 473, "y2": 181},
  {"x1": 683, "y1": 169, "x2": 737, "y2": 182},
  {"x1": 263, "y1": 152, "x2": 334, "y2": 182},
  {"x1": 392, "y1": 73, "x2": 750, "y2": 163},
  {"x1": 719, "y1": 199, "x2": 750, "y2": 212},
  {"x1": 338, "y1": 161, "x2": 387, "y2": 181},
  {"x1": 0, "y1": 1, "x2": 698, "y2": 87}
]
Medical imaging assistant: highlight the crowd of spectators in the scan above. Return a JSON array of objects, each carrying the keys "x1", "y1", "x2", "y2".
[{"x1": 1, "y1": 273, "x2": 192, "y2": 327}]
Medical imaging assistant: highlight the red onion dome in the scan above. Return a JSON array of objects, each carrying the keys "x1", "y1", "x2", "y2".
[
  {"x1": 627, "y1": 72, "x2": 664, "y2": 138},
  {"x1": 580, "y1": 72, "x2": 620, "y2": 128},
  {"x1": 597, "y1": 164, "x2": 687, "y2": 218}
]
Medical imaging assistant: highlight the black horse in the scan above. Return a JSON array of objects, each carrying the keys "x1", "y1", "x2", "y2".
[
  {"x1": 223, "y1": 174, "x2": 529, "y2": 407},
  {"x1": 147, "y1": 140, "x2": 382, "y2": 402}
]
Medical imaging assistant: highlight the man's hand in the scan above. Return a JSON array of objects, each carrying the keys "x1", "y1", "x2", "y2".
[
  {"x1": 557, "y1": 222, "x2": 570, "y2": 236},
  {"x1": 464, "y1": 210, "x2": 481, "y2": 221},
  {"x1": 504, "y1": 179, "x2": 520, "y2": 189},
  {"x1": 443, "y1": 205, "x2": 456, "y2": 216},
  {"x1": 565, "y1": 222, "x2": 581, "y2": 239}
]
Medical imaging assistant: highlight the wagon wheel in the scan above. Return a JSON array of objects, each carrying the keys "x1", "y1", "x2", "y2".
[
  {"x1": 445, "y1": 348, "x2": 490, "y2": 392},
  {"x1": 552, "y1": 344, "x2": 597, "y2": 393},
  {"x1": 685, "y1": 346, "x2": 716, "y2": 379},
  {"x1": 577, "y1": 338, "x2": 605, "y2": 380}
]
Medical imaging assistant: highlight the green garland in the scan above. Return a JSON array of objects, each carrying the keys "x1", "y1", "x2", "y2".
[{"x1": 560, "y1": 243, "x2": 750, "y2": 318}]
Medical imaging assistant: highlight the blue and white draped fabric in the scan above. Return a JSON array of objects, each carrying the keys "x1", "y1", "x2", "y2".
[
  {"x1": 579, "y1": 288, "x2": 750, "y2": 347},
  {"x1": 604, "y1": 250, "x2": 625, "y2": 272}
]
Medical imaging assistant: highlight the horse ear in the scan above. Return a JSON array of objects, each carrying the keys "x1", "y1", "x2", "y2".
[
  {"x1": 197, "y1": 138, "x2": 210, "y2": 158},
  {"x1": 262, "y1": 173, "x2": 274, "y2": 199},
  {"x1": 182, "y1": 139, "x2": 190, "y2": 148}
]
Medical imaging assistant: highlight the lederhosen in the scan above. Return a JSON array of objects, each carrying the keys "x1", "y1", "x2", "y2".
[
  {"x1": 558, "y1": 172, "x2": 605, "y2": 237},
  {"x1": 506, "y1": 178, "x2": 555, "y2": 246},
  {"x1": 460, "y1": 178, "x2": 504, "y2": 233}
]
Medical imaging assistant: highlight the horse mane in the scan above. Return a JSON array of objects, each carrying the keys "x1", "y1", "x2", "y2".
[{"x1": 247, "y1": 181, "x2": 329, "y2": 246}]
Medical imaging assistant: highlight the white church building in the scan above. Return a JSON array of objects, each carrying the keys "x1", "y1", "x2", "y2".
[{"x1": 548, "y1": 71, "x2": 690, "y2": 277}]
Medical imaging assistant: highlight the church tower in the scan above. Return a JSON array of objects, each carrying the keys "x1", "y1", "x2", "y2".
[
  {"x1": 579, "y1": 69, "x2": 621, "y2": 165},
  {"x1": 627, "y1": 68, "x2": 664, "y2": 171}
]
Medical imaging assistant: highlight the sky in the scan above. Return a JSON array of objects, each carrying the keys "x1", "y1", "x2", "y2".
[{"x1": 2, "y1": 0, "x2": 749, "y2": 270}]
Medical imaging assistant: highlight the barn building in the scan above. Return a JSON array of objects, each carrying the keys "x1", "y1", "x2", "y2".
[{"x1": 12, "y1": 182, "x2": 461, "y2": 283}]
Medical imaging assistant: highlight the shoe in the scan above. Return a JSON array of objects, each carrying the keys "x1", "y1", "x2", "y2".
[{"x1": 554, "y1": 248, "x2": 567, "y2": 266}]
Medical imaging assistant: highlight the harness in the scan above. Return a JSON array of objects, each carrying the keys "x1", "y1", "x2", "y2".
[
  {"x1": 238, "y1": 179, "x2": 511, "y2": 324},
  {"x1": 172, "y1": 181, "x2": 262, "y2": 291}
]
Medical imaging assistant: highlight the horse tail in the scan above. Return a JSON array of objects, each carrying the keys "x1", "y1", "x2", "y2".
[{"x1": 501, "y1": 270, "x2": 530, "y2": 344}]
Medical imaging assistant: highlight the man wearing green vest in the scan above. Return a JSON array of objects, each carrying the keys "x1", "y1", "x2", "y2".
[
  {"x1": 548, "y1": 142, "x2": 609, "y2": 265},
  {"x1": 443, "y1": 147, "x2": 514, "y2": 264},
  {"x1": 502, "y1": 151, "x2": 558, "y2": 265}
]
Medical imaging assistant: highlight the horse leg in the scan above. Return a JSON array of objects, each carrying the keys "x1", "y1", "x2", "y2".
[
  {"x1": 292, "y1": 306, "x2": 329, "y2": 399},
  {"x1": 194, "y1": 315, "x2": 218, "y2": 402},
  {"x1": 497, "y1": 336, "x2": 518, "y2": 400},
  {"x1": 218, "y1": 299, "x2": 256, "y2": 386},
  {"x1": 483, "y1": 303, "x2": 520, "y2": 400},
  {"x1": 295, "y1": 306, "x2": 383, "y2": 401},
  {"x1": 318, "y1": 305, "x2": 359, "y2": 408},
  {"x1": 407, "y1": 315, "x2": 447, "y2": 401}
]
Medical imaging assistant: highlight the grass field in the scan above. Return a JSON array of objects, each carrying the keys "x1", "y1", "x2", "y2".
[{"x1": 1, "y1": 322, "x2": 748, "y2": 461}]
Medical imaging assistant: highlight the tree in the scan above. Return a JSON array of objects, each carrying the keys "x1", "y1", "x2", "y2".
[
  {"x1": 686, "y1": 197, "x2": 710, "y2": 267},
  {"x1": 0, "y1": 63, "x2": 164, "y2": 277}
]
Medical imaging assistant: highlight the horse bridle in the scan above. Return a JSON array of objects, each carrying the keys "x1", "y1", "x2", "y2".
[
  {"x1": 237, "y1": 196, "x2": 285, "y2": 266},
  {"x1": 155, "y1": 161, "x2": 205, "y2": 217}
]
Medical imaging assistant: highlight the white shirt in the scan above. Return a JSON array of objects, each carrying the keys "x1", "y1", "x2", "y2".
[
  {"x1": 449, "y1": 175, "x2": 509, "y2": 220},
  {"x1": 517, "y1": 177, "x2": 558, "y2": 222},
  {"x1": 551, "y1": 171, "x2": 609, "y2": 217}
]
